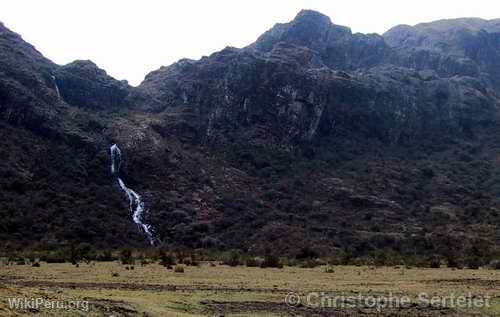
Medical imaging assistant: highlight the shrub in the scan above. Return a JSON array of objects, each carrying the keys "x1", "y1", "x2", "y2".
[
  {"x1": 260, "y1": 254, "x2": 283, "y2": 269},
  {"x1": 465, "y1": 257, "x2": 481, "y2": 270},
  {"x1": 324, "y1": 265, "x2": 335, "y2": 273},
  {"x1": 413, "y1": 259, "x2": 430, "y2": 268},
  {"x1": 97, "y1": 250, "x2": 115, "y2": 262},
  {"x1": 44, "y1": 251, "x2": 66, "y2": 263},
  {"x1": 223, "y1": 250, "x2": 241, "y2": 267},
  {"x1": 296, "y1": 246, "x2": 319, "y2": 260},
  {"x1": 245, "y1": 257, "x2": 261, "y2": 267},
  {"x1": 120, "y1": 249, "x2": 134, "y2": 265},
  {"x1": 159, "y1": 252, "x2": 176, "y2": 267},
  {"x1": 300, "y1": 259, "x2": 322, "y2": 268},
  {"x1": 174, "y1": 265, "x2": 185, "y2": 273},
  {"x1": 71, "y1": 243, "x2": 95, "y2": 263},
  {"x1": 188, "y1": 259, "x2": 199, "y2": 266},
  {"x1": 281, "y1": 257, "x2": 299, "y2": 267},
  {"x1": 16, "y1": 258, "x2": 26, "y2": 265},
  {"x1": 446, "y1": 257, "x2": 462, "y2": 269},
  {"x1": 429, "y1": 257, "x2": 441, "y2": 269},
  {"x1": 182, "y1": 257, "x2": 198, "y2": 266},
  {"x1": 26, "y1": 255, "x2": 36, "y2": 264}
]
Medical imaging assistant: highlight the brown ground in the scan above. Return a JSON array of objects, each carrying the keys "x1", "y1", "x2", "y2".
[{"x1": 0, "y1": 262, "x2": 499, "y2": 316}]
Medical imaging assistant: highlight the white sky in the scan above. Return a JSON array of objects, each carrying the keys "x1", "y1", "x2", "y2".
[{"x1": 2, "y1": 0, "x2": 498, "y2": 86}]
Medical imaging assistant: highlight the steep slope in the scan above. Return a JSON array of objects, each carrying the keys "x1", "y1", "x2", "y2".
[
  {"x1": 134, "y1": 13, "x2": 500, "y2": 257},
  {"x1": 249, "y1": 10, "x2": 389, "y2": 70},
  {"x1": 139, "y1": 13, "x2": 499, "y2": 148},
  {"x1": 385, "y1": 18, "x2": 500, "y2": 90},
  {"x1": 1, "y1": 12, "x2": 500, "y2": 261},
  {"x1": 0, "y1": 23, "x2": 156, "y2": 250}
]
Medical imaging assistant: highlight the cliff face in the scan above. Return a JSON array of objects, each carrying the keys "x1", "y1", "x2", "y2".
[
  {"x1": 53, "y1": 60, "x2": 131, "y2": 110},
  {"x1": 1, "y1": 11, "x2": 500, "y2": 258},
  {"x1": 250, "y1": 10, "x2": 389, "y2": 70},
  {"x1": 138, "y1": 11, "x2": 500, "y2": 149},
  {"x1": 384, "y1": 18, "x2": 500, "y2": 90}
]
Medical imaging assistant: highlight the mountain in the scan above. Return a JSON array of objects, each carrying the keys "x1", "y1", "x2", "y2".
[
  {"x1": 1, "y1": 11, "x2": 500, "y2": 261},
  {"x1": 385, "y1": 17, "x2": 500, "y2": 90}
]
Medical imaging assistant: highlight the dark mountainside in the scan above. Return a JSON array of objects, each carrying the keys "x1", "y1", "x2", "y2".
[{"x1": 1, "y1": 11, "x2": 500, "y2": 261}]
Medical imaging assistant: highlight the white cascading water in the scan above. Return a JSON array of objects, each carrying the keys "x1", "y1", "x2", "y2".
[
  {"x1": 51, "y1": 75, "x2": 61, "y2": 98},
  {"x1": 110, "y1": 144, "x2": 155, "y2": 245}
]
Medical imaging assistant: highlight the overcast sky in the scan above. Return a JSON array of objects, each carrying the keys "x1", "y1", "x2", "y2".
[{"x1": 2, "y1": 0, "x2": 498, "y2": 86}]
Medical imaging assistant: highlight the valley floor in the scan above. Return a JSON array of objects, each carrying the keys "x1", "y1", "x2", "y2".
[{"x1": 0, "y1": 262, "x2": 499, "y2": 316}]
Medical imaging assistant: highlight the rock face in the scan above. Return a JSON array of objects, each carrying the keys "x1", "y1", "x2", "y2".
[
  {"x1": 384, "y1": 18, "x2": 500, "y2": 90},
  {"x1": 54, "y1": 60, "x2": 131, "y2": 110},
  {"x1": 250, "y1": 10, "x2": 389, "y2": 70},
  {"x1": 1, "y1": 11, "x2": 500, "y2": 259},
  {"x1": 138, "y1": 12, "x2": 499, "y2": 148}
]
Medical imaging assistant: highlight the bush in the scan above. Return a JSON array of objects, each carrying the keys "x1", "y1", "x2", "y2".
[
  {"x1": 281, "y1": 257, "x2": 300, "y2": 267},
  {"x1": 429, "y1": 257, "x2": 441, "y2": 269},
  {"x1": 159, "y1": 251, "x2": 176, "y2": 267},
  {"x1": 182, "y1": 257, "x2": 199, "y2": 266},
  {"x1": 324, "y1": 265, "x2": 335, "y2": 273},
  {"x1": 70, "y1": 243, "x2": 95, "y2": 263},
  {"x1": 44, "y1": 251, "x2": 67, "y2": 263},
  {"x1": 300, "y1": 259, "x2": 322, "y2": 268},
  {"x1": 296, "y1": 246, "x2": 318, "y2": 260},
  {"x1": 16, "y1": 258, "x2": 26, "y2": 265},
  {"x1": 120, "y1": 249, "x2": 134, "y2": 265},
  {"x1": 446, "y1": 257, "x2": 461, "y2": 268},
  {"x1": 245, "y1": 257, "x2": 261, "y2": 267},
  {"x1": 97, "y1": 250, "x2": 116, "y2": 262},
  {"x1": 174, "y1": 265, "x2": 185, "y2": 273},
  {"x1": 223, "y1": 250, "x2": 241, "y2": 267},
  {"x1": 260, "y1": 254, "x2": 283, "y2": 269},
  {"x1": 465, "y1": 257, "x2": 481, "y2": 269}
]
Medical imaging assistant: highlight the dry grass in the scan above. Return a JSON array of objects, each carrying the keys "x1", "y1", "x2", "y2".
[{"x1": 0, "y1": 262, "x2": 499, "y2": 316}]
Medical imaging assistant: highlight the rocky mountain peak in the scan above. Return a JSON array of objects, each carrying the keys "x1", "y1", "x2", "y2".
[
  {"x1": 251, "y1": 10, "x2": 349, "y2": 53},
  {"x1": 291, "y1": 9, "x2": 334, "y2": 32},
  {"x1": 52, "y1": 59, "x2": 131, "y2": 110},
  {"x1": 383, "y1": 17, "x2": 500, "y2": 89},
  {"x1": 384, "y1": 17, "x2": 500, "y2": 49},
  {"x1": 249, "y1": 10, "x2": 387, "y2": 71}
]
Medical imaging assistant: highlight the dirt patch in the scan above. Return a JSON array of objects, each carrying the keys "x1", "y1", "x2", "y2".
[
  {"x1": 85, "y1": 298, "x2": 139, "y2": 317},
  {"x1": 0, "y1": 276, "x2": 292, "y2": 294},
  {"x1": 423, "y1": 278, "x2": 500, "y2": 288},
  {"x1": 201, "y1": 300, "x2": 472, "y2": 317}
]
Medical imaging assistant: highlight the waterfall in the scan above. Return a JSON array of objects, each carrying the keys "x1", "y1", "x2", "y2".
[
  {"x1": 110, "y1": 144, "x2": 155, "y2": 245},
  {"x1": 51, "y1": 75, "x2": 61, "y2": 98}
]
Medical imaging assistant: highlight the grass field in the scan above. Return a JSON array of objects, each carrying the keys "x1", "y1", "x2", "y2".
[{"x1": 1, "y1": 262, "x2": 499, "y2": 316}]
